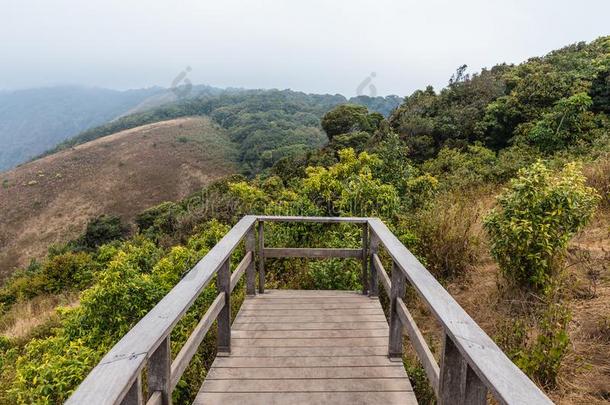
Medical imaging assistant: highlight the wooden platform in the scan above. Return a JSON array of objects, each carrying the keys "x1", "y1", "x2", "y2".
[{"x1": 194, "y1": 290, "x2": 417, "y2": 405}]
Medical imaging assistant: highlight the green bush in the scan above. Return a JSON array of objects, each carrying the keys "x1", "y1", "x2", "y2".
[
  {"x1": 484, "y1": 161, "x2": 600, "y2": 290},
  {"x1": 74, "y1": 215, "x2": 128, "y2": 250}
]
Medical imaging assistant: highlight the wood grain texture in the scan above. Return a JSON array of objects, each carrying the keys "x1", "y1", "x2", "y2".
[
  {"x1": 196, "y1": 290, "x2": 416, "y2": 405},
  {"x1": 263, "y1": 247, "x2": 363, "y2": 258}
]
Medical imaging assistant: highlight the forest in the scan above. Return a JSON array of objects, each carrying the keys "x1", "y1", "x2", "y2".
[{"x1": 0, "y1": 36, "x2": 608, "y2": 404}]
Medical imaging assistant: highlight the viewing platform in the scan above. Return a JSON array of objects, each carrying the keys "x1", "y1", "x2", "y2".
[
  {"x1": 195, "y1": 290, "x2": 417, "y2": 404},
  {"x1": 66, "y1": 215, "x2": 554, "y2": 405}
]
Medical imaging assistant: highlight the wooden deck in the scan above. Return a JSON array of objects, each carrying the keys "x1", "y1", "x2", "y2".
[{"x1": 194, "y1": 290, "x2": 417, "y2": 405}]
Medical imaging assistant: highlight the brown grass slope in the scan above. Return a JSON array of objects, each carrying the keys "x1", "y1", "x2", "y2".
[{"x1": 0, "y1": 117, "x2": 237, "y2": 280}]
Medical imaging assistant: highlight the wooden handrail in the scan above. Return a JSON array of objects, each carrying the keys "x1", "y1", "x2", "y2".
[
  {"x1": 367, "y1": 218, "x2": 553, "y2": 404},
  {"x1": 67, "y1": 216, "x2": 553, "y2": 405},
  {"x1": 67, "y1": 215, "x2": 256, "y2": 405}
]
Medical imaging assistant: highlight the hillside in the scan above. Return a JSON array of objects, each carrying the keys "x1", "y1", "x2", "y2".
[
  {"x1": 44, "y1": 89, "x2": 402, "y2": 173},
  {"x1": 0, "y1": 116, "x2": 237, "y2": 279},
  {"x1": 0, "y1": 86, "x2": 166, "y2": 171},
  {"x1": 0, "y1": 37, "x2": 608, "y2": 404}
]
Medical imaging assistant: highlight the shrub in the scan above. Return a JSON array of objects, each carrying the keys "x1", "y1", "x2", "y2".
[
  {"x1": 484, "y1": 161, "x2": 600, "y2": 290},
  {"x1": 422, "y1": 144, "x2": 499, "y2": 189},
  {"x1": 412, "y1": 191, "x2": 482, "y2": 279},
  {"x1": 42, "y1": 252, "x2": 96, "y2": 292},
  {"x1": 75, "y1": 215, "x2": 128, "y2": 250}
]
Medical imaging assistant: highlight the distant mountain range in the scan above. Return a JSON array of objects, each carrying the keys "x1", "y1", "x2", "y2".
[
  {"x1": 0, "y1": 84, "x2": 229, "y2": 171},
  {"x1": 0, "y1": 85, "x2": 401, "y2": 172}
]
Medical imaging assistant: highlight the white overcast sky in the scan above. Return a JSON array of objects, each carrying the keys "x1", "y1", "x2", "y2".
[{"x1": 1, "y1": 0, "x2": 608, "y2": 97}]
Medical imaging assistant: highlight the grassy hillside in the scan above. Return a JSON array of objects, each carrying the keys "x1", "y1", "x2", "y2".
[
  {"x1": 0, "y1": 86, "x2": 166, "y2": 171},
  {"x1": 0, "y1": 37, "x2": 608, "y2": 404},
  {"x1": 43, "y1": 89, "x2": 402, "y2": 174},
  {"x1": 0, "y1": 117, "x2": 237, "y2": 280}
]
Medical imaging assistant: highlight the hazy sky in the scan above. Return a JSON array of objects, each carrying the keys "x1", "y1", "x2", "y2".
[{"x1": 1, "y1": 0, "x2": 608, "y2": 97}]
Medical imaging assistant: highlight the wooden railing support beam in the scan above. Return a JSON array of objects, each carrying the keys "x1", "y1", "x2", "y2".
[
  {"x1": 120, "y1": 375, "x2": 143, "y2": 405},
  {"x1": 368, "y1": 232, "x2": 380, "y2": 297},
  {"x1": 245, "y1": 227, "x2": 256, "y2": 295},
  {"x1": 361, "y1": 223, "x2": 369, "y2": 295},
  {"x1": 388, "y1": 261, "x2": 405, "y2": 360},
  {"x1": 148, "y1": 336, "x2": 171, "y2": 405},
  {"x1": 439, "y1": 333, "x2": 486, "y2": 405},
  {"x1": 258, "y1": 221, "x2": 265, "y2": 294},
  {"x1": 217, "y1": 260, "x2": 231, "y2": 354}
]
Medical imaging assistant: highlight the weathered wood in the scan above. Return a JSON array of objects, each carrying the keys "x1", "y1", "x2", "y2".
[
  {"x1": 169, "y1": 293, "x2": 224, "y2": 389},
  {"x1": 369, "y1": 231, "x2": 380, "y2": 297},
  {"x1": 361, "y1": 223, "x2": 369, "y2": 295},
  {"x1": 230, "y1": 252, "x2": 252, "y2": 293},
  {"x1": 396, "y1": 297, "x2": 440, "y2": 395},
  {"x1": 232, "y1": 321, "x2": 388, "y2": 331},
  {"x1": 245, "y1": 228, "x2": 256, "y2": 295},
  {"x1": 368, "y1": 218, "x2": 553, "y2": 404},
  {"x1": 233, "y1": 315, "x2": 387, "y2": 323},
  {"x1": 388, "y1": 261, "x2": 406, "y2": 359},
  {"x1": 240, "y1": 302, "x2": 381, "y2": 310},
  {"x1": 145, "y1": 391, "x2": 162, "y2": 405},
  {"x1": 258, "y1": 221, "x2": 265, "y2": 293},
  {"x1": 212, "y1": 356, "x2": 398, "y2": 368},
  {"x1": 147, "y1": 336, "x2": 171, "y2": 405},
  {"x1": 194, "y1": 392, "x2": 417, "y2": 405},
  {"x1": 232, "y1": 329, "x2": 389, "y2": 338},
  {"x1": 120, "y1": 374, "x2": 143, "y2": 405},
  {"x1": 197, "y1": 290, "x2": 417, "y2": 404},
  {"x1": 463, "y1": 362, "x2": 488, "y2": 405},
  {"x1": 67, "y1": 215, "x2": 257, "y2": 405},
  {"x1": 207, "y1": 366, "x2": 407, "y2": 379},
  {"x1": 254, "y1": 290, "x2": 364, "y2": 296},
  {"x1": 439, "y1": 334, "x2": 465, "y2": 405},
  {"x1": 201, "y1": 378, "x2": 412, "y2": 392},
  {"x1": 256, "y1": 215, "x2": 369, "y2": 223},
  {"x1": 374, "y1": 254, "x2": 391, "y2": 296},
  {"x1": 238, "y1": 307, "x2": 381, "y2": 315},
  {"x1": 232, "y1": 337, "x2": 388, "y2": 347},
  {"x1": 263, "y1": 247, "x2": 363, "y2": 258},
  {"x1": 217, "y1": 259, "x2": 231, "y2": 353}
]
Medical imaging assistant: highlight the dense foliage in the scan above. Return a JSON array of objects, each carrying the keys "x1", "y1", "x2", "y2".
[
  {"x1": 0, "y1": 36, "x2": 608, "y2": 403},
  {"x1": 43, "y1": 90, "x2": 401, "y2": 174},
  {"x1": 484, "y1": 161, "x2": 600, "y2": 290}
]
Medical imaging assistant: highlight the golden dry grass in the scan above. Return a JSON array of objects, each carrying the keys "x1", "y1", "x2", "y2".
[
  {"x1": 0, "y1": 117, "x2": 237, "y2": 282},
  {"x1": 0, "y1": 292, "x2": 79, "y2": 340}
]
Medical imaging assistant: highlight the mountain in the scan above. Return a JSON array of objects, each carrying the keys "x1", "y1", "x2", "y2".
[
  {"x1": 0, "y1": 84, "x2": 235, "y2": 172},
  {"x1": 0, "y1": 116, "x2": 237, "y2": 278}
]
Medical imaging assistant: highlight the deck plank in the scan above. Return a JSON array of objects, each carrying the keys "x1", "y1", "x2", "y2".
[{"x1": 194, "y1": 290, "x2": 417, "y2": 405}]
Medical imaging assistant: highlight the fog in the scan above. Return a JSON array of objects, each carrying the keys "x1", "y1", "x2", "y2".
[{"x1": 1, "y1": 0, "x2": 608, "y2": 96}]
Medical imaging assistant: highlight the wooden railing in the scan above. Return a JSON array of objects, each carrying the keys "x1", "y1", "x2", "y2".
[{"x1": 67, "y1": 216, "x2": 553, "y2": 405}]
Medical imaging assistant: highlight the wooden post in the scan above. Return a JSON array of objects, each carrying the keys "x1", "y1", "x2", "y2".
[
  {"x1": 217, "y1": 259, "x2": 231, "y2": 353},
  {"x1": 361, "y1": 223, "x2": 369, "y2": 295},
  {"x1": 368, "y1": 231, "x2": 380, "y2": 298},
  {"x1": 463, "y1": 362, "x2": 487, "y2": 404},
  {"x1": 388, "y1": 261, "x2": 405, "y2": 360},
  {"x1": 258, "y1": 221, "x2": 265, "y2": 294},
  {"x1": 148, "y1": 336, "x2": 171, "y2": 405},
  {"x1": 121, "y1": 374, "x2": 143, "y2": 405},
  {"x1": 245, "y1": 226, "x2": 256, "y2": 295},
  {"x1": 439, "y1": 333, "x2": 486, "y2": 404},
  {"x1": 439, "y1": 334, "x2": 464, "y2": 405}
]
